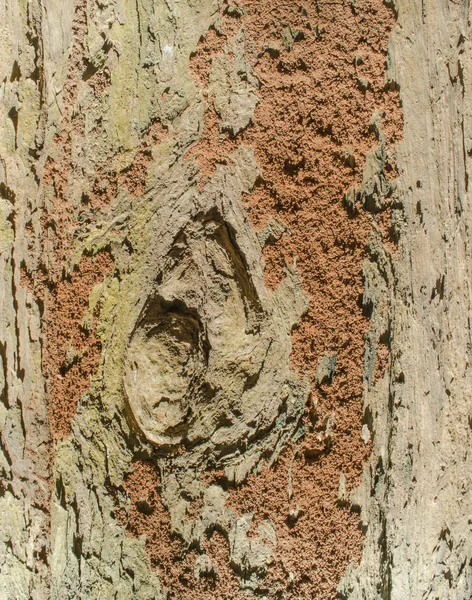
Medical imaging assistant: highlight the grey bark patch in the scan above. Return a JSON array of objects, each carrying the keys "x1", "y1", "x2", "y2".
[{"x1": 315, "y1": 353, "x2": 336, "y2": 385}]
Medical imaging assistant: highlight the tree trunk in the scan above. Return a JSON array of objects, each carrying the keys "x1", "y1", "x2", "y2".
[{"x1": 0, "y1": 0, "x2": 470, "y2": 598}]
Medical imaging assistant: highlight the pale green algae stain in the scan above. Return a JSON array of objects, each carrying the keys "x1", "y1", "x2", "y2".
[{"x1": 107, "y1": 0, "x2": 142, "y2": 151}]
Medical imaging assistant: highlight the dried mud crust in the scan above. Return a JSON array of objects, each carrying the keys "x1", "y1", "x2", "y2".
[
  {"x1": 42, "y1": 253, "x2": 114, "y2": 439},
  {"x1": 122, "y1": 0, "x2": 403, "y2": 598}
]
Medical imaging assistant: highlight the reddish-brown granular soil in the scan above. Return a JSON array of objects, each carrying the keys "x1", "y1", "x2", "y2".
[
  {"x1": 118, "y1": 120, "x2": 168, "y2": 199},
  {"x1": 42, "y1": 252, "x2": 114, "y2": 439},
  {"x1": 118, "y1": 461, "x2": 245, "y2": 599},
  {"x1": 225, "y1": 0, "x2": 401, "y2": 596},
  {"x1": 122, "y1": 0, "x2": 402, "y2": 598}
]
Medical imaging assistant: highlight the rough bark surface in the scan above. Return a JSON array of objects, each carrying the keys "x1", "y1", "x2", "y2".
[
  {"x1": 0, "y1": 0, "x2": 470, "y2": 599},
  {"x1": 340, "y1": 1, "x2": 472, "y2": 597}
]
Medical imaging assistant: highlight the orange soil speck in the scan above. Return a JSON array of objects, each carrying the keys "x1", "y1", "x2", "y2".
[
  {"x1": 189, "y1": 27, "x2": 228, "y2": 88},
  {"x1": 374, "y1": 205, "x2": 399, "y2": 254},
  {"x1": 374, "y1": 336, "x2": 391, "y2": 383},
  {"x1": 186, "y1": 104, "x2": 238, "y2": 185}
]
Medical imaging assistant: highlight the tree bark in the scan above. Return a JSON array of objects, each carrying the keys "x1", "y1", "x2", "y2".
[{"x1": 0, "y1": 0, "x2": 470, "y2": 598}]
